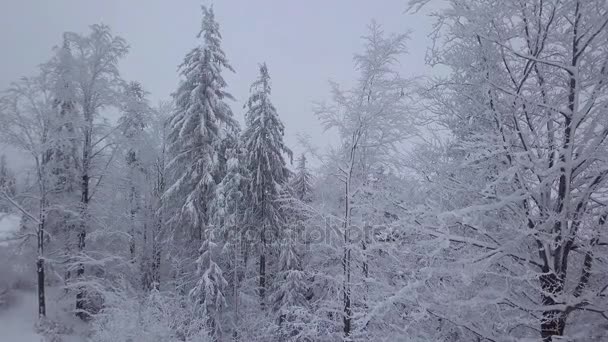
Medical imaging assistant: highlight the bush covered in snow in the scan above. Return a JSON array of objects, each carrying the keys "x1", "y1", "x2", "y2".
[
  {"x1": 89, "y1": 289, "x2": 210, "y2": 342},
  {"x1": 35, "y1": 318, "x2": 74, "y2": 342}
]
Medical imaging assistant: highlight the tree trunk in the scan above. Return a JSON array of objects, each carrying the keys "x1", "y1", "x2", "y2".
[
  {"x1": 540, "y1": 315, "x2": 565, "y2": 342},
  {"x1": 151, "y1": 233, "x2": 161, "y2": 290},
  {"x1": 259, "y1": 227, "x2": 266, "y2": 310},
  {"x1": 343, "y1": 247, "x2": 352, "y2": 337},
  {"x1": 37, "y1": 205, "x2": 46, "y2": 319},
  {"x1": 259, "y1": 187, "x2": 267, "y2": 310},
  {"x1": 36, "y1": 257, "x2": 46, "y2": 318},
  {"x1": 150, "y1": 155, "x2": 165, "y2": 291},
  {"x1": 343, "y1": 140, "x2": 357, "y2": 339},
  {"x1": 233, "y1": 242, "x2": 240, "y2": 341},
  {"x1": 342, "y1": 222, "x2": 352, "y2": 337},
  {"x1": 539, "y1": 272, "x2": 566, "y2": 341},
  {"x1": 76, "y1": 140, "x2": 89, "y2": 320},
  {"x1": 75, "y1": 224, "x2": 86, "y2": 319},
  {"x1": 129, "y1": 184, "x2": 137, "y2": 263}
]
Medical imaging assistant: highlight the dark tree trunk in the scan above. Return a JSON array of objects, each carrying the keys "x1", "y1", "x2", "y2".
[
  {"x1": 539, "y1": 272, "x2": 566, "y2": 341},
  {"x1": 343, "y1": 164, "x2": 353, "y2": 338},
  {"x1": 129, "y1": 183, "x2": 137, "y2": 263},
  {"x1": 343, "y1": 247, "x2": 351, "y2": 337},
  {"x1": 151, "y1": 238, "x2": 161, "y2": 290},
  {"x1": 150, "y1": 155, "x2": 165, "y2": 291},
  {"x1": 144, "y1": 213, "x2": 162, "y2": 292},
  {"x1": 259, "y1": 188, "x2": 267, "y2": 310},
  {"x1": 75, "y1": 226, "x2": 86, "y2": 320},
  {"x1": 540, "y1": 315, "x2": 565, "y2": 342},
  {"x1": 75, "y1": 161, "x2": 89, "y2": 320},
  {"x1": 37, "y1": 257, "x2": 46, "y2": 318},
  {"x1": 37, "y1": 212, "x2": 46, "y2": 318},
  {"x1": 259, "y1": 227, "x2": 266, "y2": 310}
]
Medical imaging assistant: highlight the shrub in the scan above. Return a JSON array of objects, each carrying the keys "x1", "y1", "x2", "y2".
[{"x1": 89, "y1": 289, "x2": 210, "y2": 342}]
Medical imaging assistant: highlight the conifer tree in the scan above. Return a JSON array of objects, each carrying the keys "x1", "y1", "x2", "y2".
[
  {"x1": 208, "y1": 145, "x2": 248, "y2": 339},
  {"x1": 271, "y1": 227, "x2": 309, "y2": 341},
  {"x1": 290, "y1": 154, "x2": 313, "y2": 203},
  {"x1": 166, "y1": 5, "x2": 238, "y2": 243},
  {"x1": 166, "y1": 5, "x2": 237, "y2": 339},
  {"x1": 190, "y1": 228, "x2": 229, "y2": 341},
  {"x1": 242, "y1": 63, "x2": 292, "y2": 308}
]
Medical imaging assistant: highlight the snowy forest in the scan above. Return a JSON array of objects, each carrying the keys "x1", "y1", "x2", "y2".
[{"x1": 1, "y1": 0, "x2": 608, "y2": 341}]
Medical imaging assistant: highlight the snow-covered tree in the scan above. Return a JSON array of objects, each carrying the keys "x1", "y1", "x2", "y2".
[
  {"x1": 165, "y1": 4, "x2": 238, "y2": 245},
  {"x1": 166, "y1": 5, "x2": 238, "y2": 339},
  {"x1": 58, "y1": 23, "x2": 130, "y2": 319},
  {"x1": 402, "y1": 0, "x2": 608, "y2": 340},
  {"x1": 190, "y1": 229, "x2": 229, "y2": 341},
  {"x1": 0, "y1": 66, "x2": 58, "y2": 319},
  {"x1": 314, "y1": 21, "x2": 414, "y2": 339},
  {"x1": 242, "y1": 62, "x2": 293, "y2": 308},
  {"x1": 0, "y1": 155, "x2": 17, "y2": 212},
  {"x1": 44, "y1": 37, "x2": 83, "y2": 287},
  {"x1": 271, "y1": 226, "x2": 309, "y2": 341},
  {"x1": 47, "y1": 37, "x2": 80, "y2": 194},
  {"x1": 141, "y1": 100, "x2": 172, "y2": 292},
  {"x1": 118, "y1": 81, "x2": 151, "y2": 264},
  {"x1": 4, "y1": 2, "x2": 608, "y2": 341},
  {"x1": 290, "y1": 154, "x2": 313, "y2": 203},
  {"x1": 208, "y1": 145, "x2": 248, "y2": 338}
]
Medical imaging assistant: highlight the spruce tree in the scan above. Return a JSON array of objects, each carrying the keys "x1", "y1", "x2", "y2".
[
  {"x1": 271, "y1": 228, "x2": 309, "y2": 341},
  {"x1": 166, "y1": 5, "x2": 238, "y2": 242},
  {"x1": 242, "y1": 63, "x2": 292, "y2": 308},
  {"x1": 167, "y1": 5, "x2": 237, "y2": 338},
  {"x1": 190, "y1": 229, "x2": 229, "y2": 341},
  {"x1": 208, "y1": 146, "x2": 247, "y2": 339},
  {"x1": 290, "y1": 154, "x2": 313, "y2": 202},
  {"x1": 272, "y1": 156, "x2": 311, "y2": 341}
]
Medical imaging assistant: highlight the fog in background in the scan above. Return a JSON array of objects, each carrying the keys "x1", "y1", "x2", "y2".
[{"x1": 0, "y1": 0, "x2": 435, "y2": 173}]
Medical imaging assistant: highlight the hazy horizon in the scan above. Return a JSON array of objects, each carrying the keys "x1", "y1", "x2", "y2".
[{"x1": 0, "y1": 0, "x2": 436, "y2": 171}]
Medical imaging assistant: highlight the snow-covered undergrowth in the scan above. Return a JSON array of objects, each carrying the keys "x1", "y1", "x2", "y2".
[{"x1": 89, "y1": 289, "x2": 210, "y2": 342}]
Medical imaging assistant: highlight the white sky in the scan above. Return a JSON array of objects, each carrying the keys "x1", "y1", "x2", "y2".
[{"x1": 0, "y1": 0, "x2": 437, "y2": 165}]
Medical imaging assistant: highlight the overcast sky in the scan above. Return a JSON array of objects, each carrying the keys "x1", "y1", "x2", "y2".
[{"x1": 0, "y1": 0, "x2": 436, "y2": 164}]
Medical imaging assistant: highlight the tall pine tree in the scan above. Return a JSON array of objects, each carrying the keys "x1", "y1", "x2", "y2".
[
  {"x1": 290, "y1": 154, "x2": 313, "y2": 202},
  {"x1": 208, "y1": 145, "x2": 248, "y2": 339},
  {"x1": 166, "y1": 4, "x2": 238, "y2": 242},
  {"x1": 242, "y1": 63, "x2": 292, "y2": 309},
  {"x1": 271, "y1": 227, "x2": 309, "y2": 341},
  {"x1": 166, "y1": 5, "x2": 236, "y2": 339}
]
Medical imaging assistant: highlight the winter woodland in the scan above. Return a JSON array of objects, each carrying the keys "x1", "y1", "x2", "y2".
[{"x1": 1, "y1": 1, "x2": 608, "y2": 341}]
